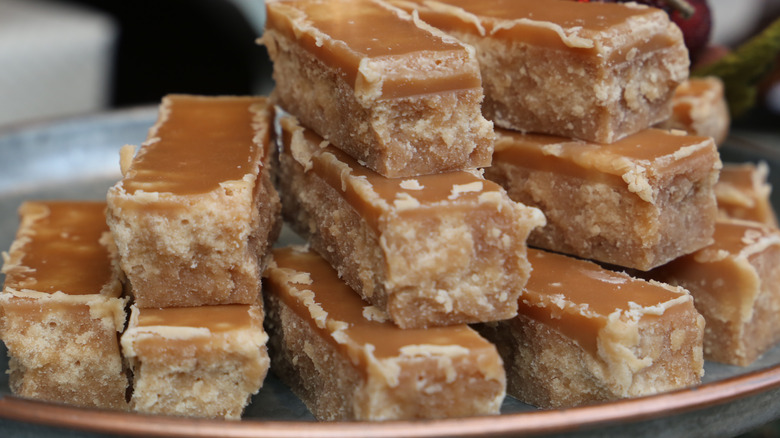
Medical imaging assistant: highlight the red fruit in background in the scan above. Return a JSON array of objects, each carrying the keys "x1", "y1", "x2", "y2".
[{"x1": 668, "y1": 0, "x2": 712, "y2": 63}]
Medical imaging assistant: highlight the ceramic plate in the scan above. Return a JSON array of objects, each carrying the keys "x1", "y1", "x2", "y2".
[{"x1": 1, "y1": 108, "x2": 780, "y2": 437}]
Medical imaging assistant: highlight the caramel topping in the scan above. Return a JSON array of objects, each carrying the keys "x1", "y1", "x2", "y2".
[
  {"x1": 670, "y1": 78, "x2": 724, "y2": 124},
  {"x1": 675, "y1": 77, "x2": 720, "y2": 98},
  {"x1": 282, "y1": 116, "x2": 503, "y2": 230},
  {"x1": 652, "y1": 221, "x2": 780, "y2": 325},
  {"x1": 265, "y1": 0, "x2": 480, "y2": 99},
  {"x1": 521, "y1": 248, "x2": 689, "y2": 356},
  {"x1": 122, "y1": 95, "x2": 269, "y2": 196},
  {"x1": 3, "y1": 201, "x2": 115, "y2": 296},
  {"x1": 715, "y1": 163, "x2": 777, "y2": 227},
  {"x1": 394, "y1": 0, "x2": 675, "y2": 61},
  {"x1": 494, "y1": 128, "x2": 716, "y2": 202},
  {"x1": 135, "y1": 304, "x2": 254, "y2": 333},
  {"x1": 702, "y1": 221, "x2": 780, "y2": 257},
  {"x1": 267, "y1": 247, "x2": 492, "y2": 364},
  {"x1": 718, "y1": 163, "x2": 765, "y2": 195}
]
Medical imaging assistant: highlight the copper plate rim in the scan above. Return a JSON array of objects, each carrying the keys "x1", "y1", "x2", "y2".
[{"x1": 1, "y1": 362, "x2": 780, "y2": 438}]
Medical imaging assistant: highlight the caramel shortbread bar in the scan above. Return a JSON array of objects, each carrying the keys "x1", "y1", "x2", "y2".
[
  {"x1": 106, "y1": 95, "x2": 281, "y2": 308},
  {"x1": 262, "y1": 0, "x2": 493, "y2": 178},
  {"x1": 648, "y1": 220, "x2": 780, "y2": 366},
  {"x1": 263, "y1": 246, "x2": 505, "y2": 420},
  {"x1": 657, "y1": 77, "x2": 730, "y2": 145},
  {"x1": 475, "y1": 248, "x2": 704, "y2": 409},
  {"x1": 393, "y1": 0, "x2": 688, "y2": 143},
  {"x1": 485, "y1": 128, "x2": 721, "y2": 270},
  {"x1": 120, "y1": 302, "x2": 269, "y2": 419},
  {"x1": 0, "y1": 201, "x2": 129, "y2": 410},
  {"x1": 715, "y1": 162, "x2": 777, "y2": 227},
  {"x1": 278, "y1": 115, "x2": 545, "y2": 328}
]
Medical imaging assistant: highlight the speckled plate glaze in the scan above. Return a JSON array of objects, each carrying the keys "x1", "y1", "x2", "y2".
[{"x1": 1, "y1": 108, "x2": 780, "y2": 438}]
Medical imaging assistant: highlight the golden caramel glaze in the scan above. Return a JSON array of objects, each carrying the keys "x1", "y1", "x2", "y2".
[
  {"x1": 675, "y1": 77, "x2": 720, "y2": 98},
  {"x1": 135, "y1": 304, "x2": 255, "y2": 333},
  {"x1": 646, "y1": 219, "x2": 780, "y2": 365},
  {"x1": 392, "y1": 0, "x2": 677, "y2": 62},
  {"x1": 521, "y1": 248, "x2": 691, "y2": 356},
  {"x1": 264, "y1": 0, "x2": 481, "y2": 100},
  {"x1": 121, "y1": 95, "x2": 269, "y2": 196},
  {"x1": 280, "y1": 115, "x2": 503, "y2": 230},
  {"x1": 2, "y1": 201, "x2": 116, "y2": 296},
  {"x1": 716, "y1": 162, "x2": 778, "y2": 227},
  {"x1": 493, "y1": 128, "x2": 717, "y2": 203},
  {"x1": 698, "y1": 220, "x2": 780, "y2": 259},
  {"x1": 662, "y1": 77, "x2": 730, "y2": 145},
  {"x1": 266, "y1": 246, "x2": 496, "y2": 363},
  {"x1": 123, "y1": 302, "x2": 267, "y2": 357}
]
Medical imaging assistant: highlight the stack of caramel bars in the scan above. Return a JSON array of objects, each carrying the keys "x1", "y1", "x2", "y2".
[
  {"x1": 3, "y1": 0, "x2": 780, "y2": 422},
  {"x1": 1, "y1": 96, "x2": 282, "y2": 418}
]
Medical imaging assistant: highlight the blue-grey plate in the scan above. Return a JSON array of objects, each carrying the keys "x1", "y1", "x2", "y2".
[{"x1": 1, "y1": 109, "x2": 779, "y2": 437}]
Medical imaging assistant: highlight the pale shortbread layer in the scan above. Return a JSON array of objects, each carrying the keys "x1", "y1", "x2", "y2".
[
  {"x1": 262, "y1": 0, "x2": 494, "y2": 178},
  {"x1": 278, "y1": 115, "x2": 545, "y2": 328},
  {"x1": 392, "y1": 0, "x2": 689, "y2": 143},
  {"x1": 263, "y1": 246, "x2": 506, "y2": 420},
  {"x1": 0, "y1": 201, "x2": 129, "y2": 410},
  {"x1": 476, "y1": 249, "x2": 704, "y2": 409},
  {"x1": 121, "y1": 303, "x2": 270, "y2": 419},
  {"x1": 106, "y1": 95, "x2": 281, "y2": 308},
  {"x1": 648, "y1": 220, "x2": 780, "y2": 366},
  {"x1": 486, "y1": 128, "x2": 721, "y2": 270}
]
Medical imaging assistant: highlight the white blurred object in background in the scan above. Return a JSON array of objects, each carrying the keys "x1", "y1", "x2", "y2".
[
  {"x1": 709, "y1": 0, "x2": 774, "y2": 46},
  {"x1": 0, "y1": 0, "x2": 116, "y2": 128}
]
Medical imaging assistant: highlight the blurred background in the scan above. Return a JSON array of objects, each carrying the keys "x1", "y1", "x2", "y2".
[
  {"x1": 0, "y1": 0, "x2": 778, "y2": 131},
  {"x1": 0, "y1": 0, "x2": 272, "y2": 129}
]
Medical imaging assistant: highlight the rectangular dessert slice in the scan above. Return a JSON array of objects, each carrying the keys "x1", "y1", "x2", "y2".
[
  {"x1": 120, "y1": 302, "x2": 270, "y2": 419},
  {"x1": 263, "y1": 246, "x2": 506, "y2": 420},
  {"x1": 0, "y1": 201, "x2": 129, "y2": 410},
  {"x1": 647, "y1": 220, "x2": 780, "y2": 366},
  {"x1": 392, "y1": 0, "x2": 689, "y2": 143},
  {"x1": 278, "y1": 115, "x2": 545, "y2": 328},
  {"x1": 106, "y1": 94, "x2": 281, "y2": 308},
  {"x1": 475, "y1": 248, "x2": 704, "y2": 409},
  {"x1": 715, "y1": 162, "x2": 778, "y2": 228},
  {"x1": 261, "y1": 0, "x2": 494, "y2": 178},
  {"x1": 485, "y1": 128, "x2": 721, "y2": 270},
  {"x1": 657, "y1": 77, "x2": 730, "y2": 145}
]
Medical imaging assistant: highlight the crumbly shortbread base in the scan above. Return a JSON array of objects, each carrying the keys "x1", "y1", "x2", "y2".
[
  {"x1": 263, "y1": 289, "x2": 505, "y2": 421},
  {"x1": 121, "y1": 304, "x2": 270, "y2": 419},
  {"x1": 475, "y1": 307, "x2": 704, "y2": 409},
  {"x1": 485, "y1": 159, "x2": 718, "y2": 271},
  {"x1": 456, "y1": 32, "x2": 687, "y2": 144},
  {"x1": 263, "y1": 28, "x2": 494, "y2": 178},
  {"x1": 0, "y1": 293, "x2": 129, "y2": 410},
  {"x1": 278, "y1": 147, "x2": 544, "y2": 328}
]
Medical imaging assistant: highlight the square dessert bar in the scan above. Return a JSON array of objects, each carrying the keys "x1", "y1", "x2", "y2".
[
  {"x1": 648, "y1": 220, "x2": 780, "y2": 366},
  {"x1": 475, "y1": 248, "x2": 704, "y2": 409},
  {"x1": 715, "y1": 162, "x2": 778, "y2": 228},
  {"x1": 120, "y1": 302, "x2": 269, "y2": 419},
  {"x1": 485, "y1": 128, "x2": 721, "y2": 270},
  {"x1": 277, "y1": 115, "x2": 545, "y2": 329},
  {"x1": 0, "y1": 201, "x2": 129, "y2": 410},
  {"x1": 106, "y1": 95, "x2": 281, "y2": 308},
  {"x1": 262, "y1": 0, "x2": 494, "y2": 178},
  {"x1": 393, "y1": 0, "x2": 689, "y2": 143},
  {"x1": 657, "y1": 77, "x2": 730, "y2": 146},
  {"x1": 263, "y1": 246, "x2": 506, "y2": 420}
]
